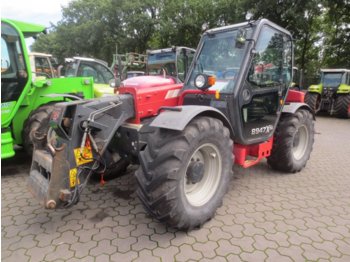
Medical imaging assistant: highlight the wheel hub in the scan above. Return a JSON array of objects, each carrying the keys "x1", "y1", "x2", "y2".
[
  {"x1": 292, "y1": 125, "x2": 309, "y2": 160},
  {"x1": 184, "y1": 143, "x2": 222, "y2": 207},
  {"x1": 186, "y1": 161, "x2": 205, "y2": 184}
]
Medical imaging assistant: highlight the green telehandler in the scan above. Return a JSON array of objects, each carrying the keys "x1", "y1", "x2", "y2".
[{"x1": 1, "y1": 19, "x2": 95, "y2": 159}]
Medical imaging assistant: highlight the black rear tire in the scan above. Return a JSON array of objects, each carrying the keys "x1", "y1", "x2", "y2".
[
  {"x1": 91, "y1": 158, "x2": 130, "y2": 181},
  {"x1": 267, "y1": 109, "x2": 314, "y2": 173},
  {"x1": 305, "y1": 92, "x2": 321, "y2": 113},
  {"x1": 135, "y1": 116, "x2": 233, "y2": 230},
  {"x1": 334, "y1": 94, "x2": 350, "y2": 119},
  {"x1": 22, "y1": 105, "x2": 55, "y2": 156}
]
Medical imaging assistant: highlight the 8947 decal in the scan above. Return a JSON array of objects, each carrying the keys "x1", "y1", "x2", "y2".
[{"x1": 251, "y1": 125, "x2": 274, "y2": 135}]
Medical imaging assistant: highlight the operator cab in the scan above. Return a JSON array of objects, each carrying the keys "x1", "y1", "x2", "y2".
[
  {"x1": 61, "y1": 57, "x2": 114, "y2": 85},
  {"x1": 183, "y1": 19, "x2": 293, "y2": 145},
  {"x1": 320, "y1": 69, "x2": 350, "y2": 90},
  {"x1": 147, "y1": 47, "x2": 196, "y2": 83}
]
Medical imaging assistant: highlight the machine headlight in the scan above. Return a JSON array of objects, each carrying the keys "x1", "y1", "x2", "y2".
[
  {"x1": 195, "y1": 74, "x2": 206, "y2": 89},
  {"x1": 194, "y1": 74, "x2": 216, "y2": 90}
]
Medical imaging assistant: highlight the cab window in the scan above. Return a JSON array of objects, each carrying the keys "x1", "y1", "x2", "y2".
[
  {"x1": 248, "y1": 26, "x2": 292, "y2": 88},
  {"x1": 35, "y1": 57, "x2": 53, "y2": 78},
  {"x1": 78, "y1": 62, "x2": 113, "y2": 84},
  {"x1": 1, "y1": 22, "x2": 29, "y2": 102}
]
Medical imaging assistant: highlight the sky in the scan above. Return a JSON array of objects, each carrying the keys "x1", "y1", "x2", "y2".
[
  {"x1": 2, "y1": 0, "x2": 72, "y2": 50},
  {"x1": 2, "y1": 0, "x2": 71, "y2": 27}
]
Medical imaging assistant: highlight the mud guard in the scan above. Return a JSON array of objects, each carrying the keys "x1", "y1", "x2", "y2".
[
  {"x1": 150, "y1": 105, "x2": 234, "y2": 137},
  {"x1": 282, "y1": 102, "x2": 315, "y2": 119}
]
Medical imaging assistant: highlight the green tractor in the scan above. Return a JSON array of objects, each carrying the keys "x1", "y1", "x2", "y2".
[
  {"x1": 1, "y1": 19, "x2": 95, "y2": 159},
  {"x1": 305, "y1": 69, "x2": 350, "y2": 118},
  {"x1": 59, "y1": 56, "x2": 116, "y2": 97}
]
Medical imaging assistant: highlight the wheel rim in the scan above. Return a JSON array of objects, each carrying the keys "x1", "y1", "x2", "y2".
[
  {"x1": 184, "y1": 143, "x2": 222, "y2": 207},
  {"x1": 292, "y1": 125, "x2": 309, "y2": 160}
]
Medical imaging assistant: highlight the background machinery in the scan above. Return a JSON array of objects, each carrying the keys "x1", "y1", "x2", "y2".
[
  {"x1": 28, "y1": 19, "x2": 315, "y2": 230},
  {"x1": 60, "y1": 56, "x2": 115, "y2": 97},
  {"x1": 305, "y1": 68, "x2": 350, "y2": 118},
  {"x1": 111, "y1": 47, "x2": 196, "y2": 84},
  {"x1": 29, "y1": 52, "x2": 58, "y2": 79},
  {"x1": 111, "y1": 52, "x2": 147, "y2": 82},
  {"x1": 146, "y1": 46, "x2": 196, "y2": 82}
]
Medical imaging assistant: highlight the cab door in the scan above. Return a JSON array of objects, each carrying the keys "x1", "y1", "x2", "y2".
[{"x1": 240, "y1": 25, "x2": 292, "y2": 143}]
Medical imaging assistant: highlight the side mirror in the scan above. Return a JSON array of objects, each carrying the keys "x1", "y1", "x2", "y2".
[
  {"x1": 235, "y1": 29, "x2": 246, "y2": 48},
  {"x1": 109, "y1": 78, "x2": 121, "y2": 88},
  {"x1": 194, "y1": 74, "x2": 216, "y2": 90},
  {"x1": 1, "y1": 59, "x2": 10, "y2": 72}
]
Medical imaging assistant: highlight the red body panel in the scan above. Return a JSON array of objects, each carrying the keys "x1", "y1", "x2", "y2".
[
  {"x1": 122, "y1": 76, "x2": 177, "y2": 89},
  {"x1": 234, "y1": 139, "x2": 273, "y2": 168},
  {"x1": 285, "y1": 89, "x2": 305, "y2": 103},
  {"x1": 119, "y1": 76, "x2": 182, "y2": 123}
]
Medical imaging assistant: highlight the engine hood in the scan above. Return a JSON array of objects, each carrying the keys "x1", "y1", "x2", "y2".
[{"x1": 121, "y1": 76, "x2": 176, "y2": 89}]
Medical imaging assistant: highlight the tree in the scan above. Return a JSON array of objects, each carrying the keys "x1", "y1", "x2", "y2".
[
  {"x1": 244, "y1": 0, "x2": 324, "y2": 73},
  {"x1": 31, "y1": 0, "x2": 349, "y2": 76},
  {"x1": 322, "y1": 0, "x2": 350, "y2": 68}
]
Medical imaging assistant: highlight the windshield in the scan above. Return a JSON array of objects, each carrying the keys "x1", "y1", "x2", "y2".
[
  {"x1": 322, "y1": 72, "x2": 344, "y2": 87},
  {"x1": 63, "y1": 62, "x2": 78, "y2": 77},
  {"x1": 148, "y1": 52, "x2": 176, "y2": 65},
  {"x1": 147, "y1": 52, "x2": 177, "y2": 77},
  {"x1": 185, "y1": 29, "x2": 251, "y2": 93}
]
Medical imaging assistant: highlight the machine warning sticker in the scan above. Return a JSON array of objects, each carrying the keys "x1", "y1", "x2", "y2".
[
  {"x1": 69, "y1": 168, "x2": 80, "y2": 188},
  {"x1": 73, "y1": 140, "x2": 93, "y2": 166}
]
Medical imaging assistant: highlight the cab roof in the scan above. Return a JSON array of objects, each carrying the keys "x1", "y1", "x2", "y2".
[
  {"x1": 2, "y1": 18, "x2": 46, "y2": 38},
  {"x1": 65, "y1": 56, "x2": 108, "y2": 67},
  {"x1": 29, "y1": 52, "x2": 53, "y2": 57},
  {"x1": 206, "y1": 18, "x2": 292, "y2": 38},
  {"x1": 147, "y1": 47, "x2": 196, "y2": 54},
  {"x1": 321, "y1": 69, "x2": 350, "y2": 73}
]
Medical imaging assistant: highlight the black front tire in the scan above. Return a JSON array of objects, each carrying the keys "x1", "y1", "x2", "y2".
[
  {"x1": 334, "y1": 94, "x2": 350, "y2": 119},
  {"x1": 305, "y1": 92, "x2": 321, "y2": 113},
  {"x1": 135, "y1": 116, "x2": 233, "y2": 230},
  {"x1": 267, "y1": 109, "x2": 314, "y2": 173},
  {"x1": 22, "y1": 105, "x2": 55, "y2": 156}
]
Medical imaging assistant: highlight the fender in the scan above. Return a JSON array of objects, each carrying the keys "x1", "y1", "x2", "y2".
[
  {"x1": 282, "y1": 102, "x2": 315, "y2": 119},
  {"x1": 337, "y1": 84, "x2": 350, "y2": 94},
  {"x1": 307, "y1": 84, "x2": 322, "y2": 95},
  {"x1": 150, "y1": 105, "x2": 234, "y2": 137}
]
